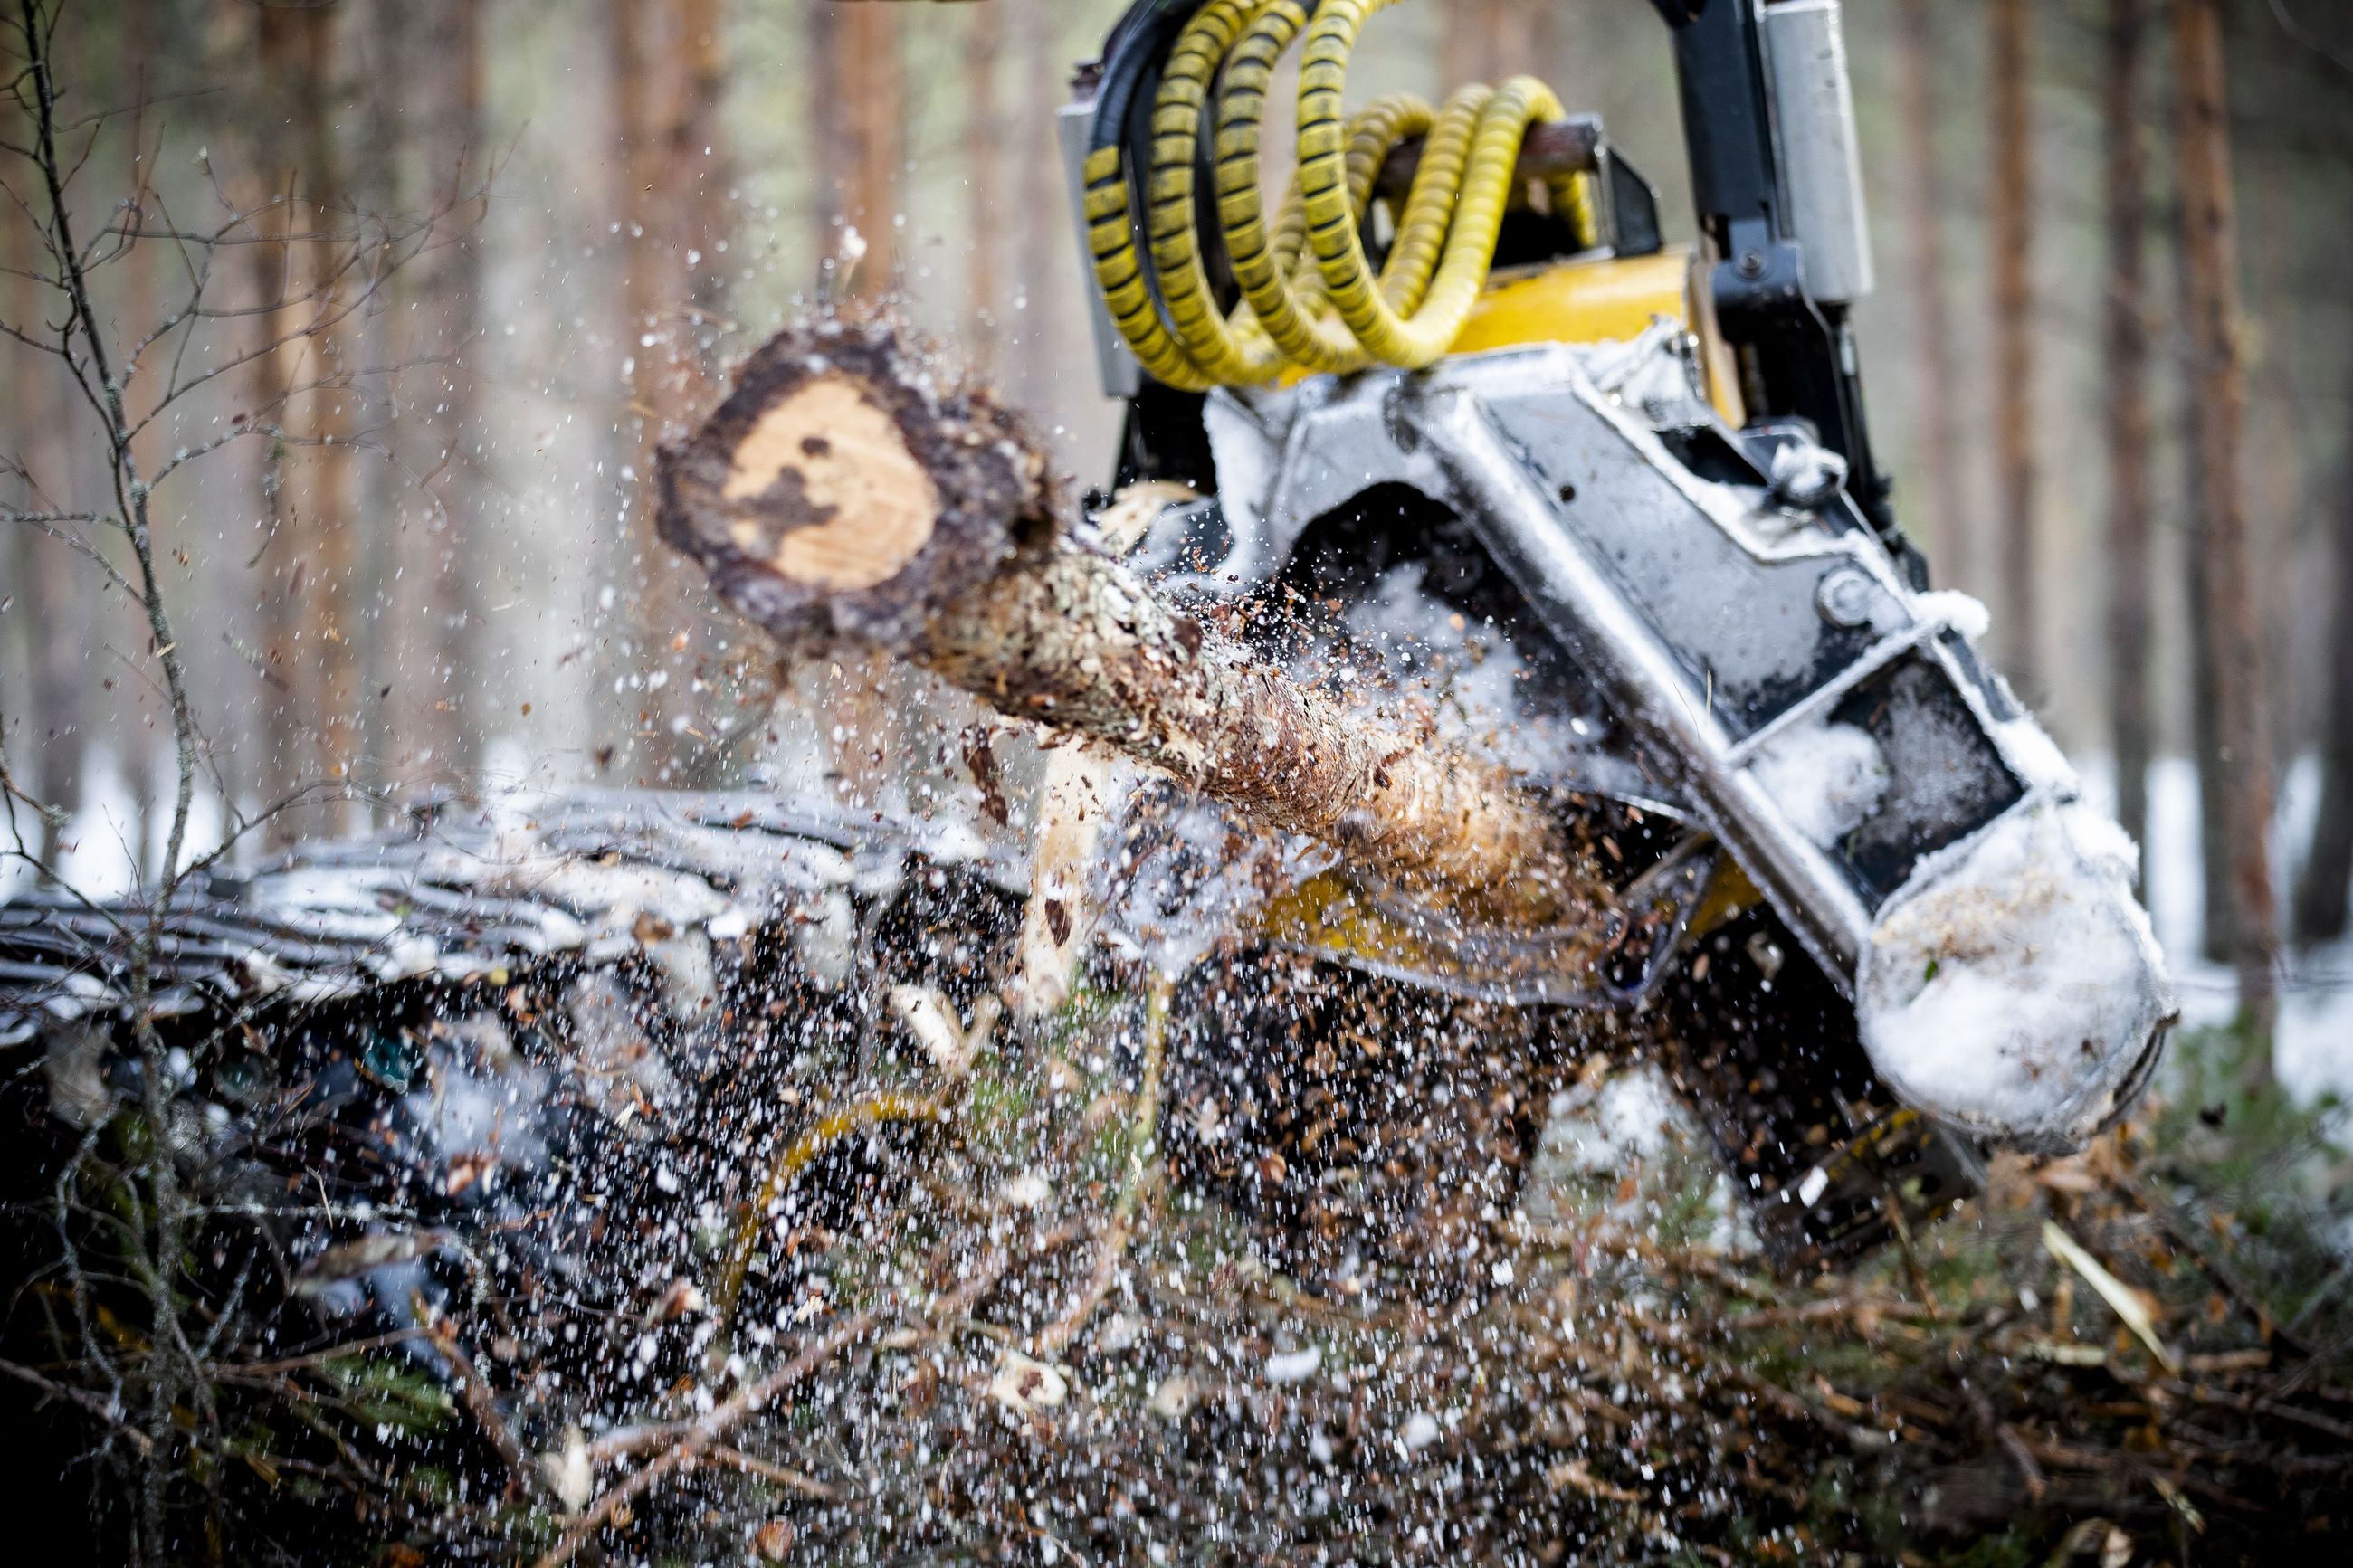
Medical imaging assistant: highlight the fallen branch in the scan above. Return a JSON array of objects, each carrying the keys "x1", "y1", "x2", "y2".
[
  {"x1": 429, "y1": 1316, "x2": 535, "y2": 1497},
  {"x1": 542, "y1": 1311, "x2": 878, "y2": 1568},
  {"x1": 710, "y1": 1092, "x2": 941, "y2": 1345},
  {"x1": 577, "y1": 1223, "x2": 1064, "y2": 1477},
  {"x1": 703, "y1": 1444, "x2": 838, "y2": 1501},
  {"x1": 656, "y1": 316, "x2": 1615, "y2": 942}
]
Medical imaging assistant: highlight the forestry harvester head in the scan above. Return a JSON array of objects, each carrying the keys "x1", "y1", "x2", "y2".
[{"x1": 1062, "y1": 0, "x2": 2173, "y2": 1243}]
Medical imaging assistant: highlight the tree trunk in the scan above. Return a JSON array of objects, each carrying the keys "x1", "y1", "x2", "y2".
[
  {"x1": 2102, "y1": 0, "x2": 2155, "y2": 876},
  {"x1": 350, "y1": 0, "x2": 409, "y2": 822},
  {"x1": 119, "y1": 0, "x2": 157, "y2": 479},
  {"x1": 656, "y1": 318, "x2": 1616, "y2": 946},
  {"x1": 610, "y1": 0, "x2": 737, "y2": 785},
  {"x1": 118, "y1": 0, "x2": 162, "y2": 873},
  {"x1": 243, "y1": 4, "x2": 360, "y2": 832},
  {"x1": 1893, "y1": 0, "x2": 1965, "y2": 578},
  {"x1": 245, "y1": 8, "x2": 309, "y2": 842},
  {"x1": 2291, "y1": 297, "x2": 2353, "y2": 945},
  {"x1": 674, "y1": 0, "x2": 731, "y2": 337},
  {"x1": 2185, "y1": 481, "x2": 2235, "y2": 961},
  {"x1": 2167, "y1": 187, "x2": 2234, "y2": 963},
  {"x1": 243, "y1": 198, "x2": 300, "y2": 839},
  {"x1": 1988, "y1": 0, "x2": 2038, "y2": 695},
  {"x1": 1009, "y1": 0, "x2": 1063, "y2": 417},
  {"x1": 2171, "y1": 0, "x2": 2278, "y2": 1046},
  {"x1": 805, "y1": 2, "x2": 906, "y2": 802},
  {"x1": 609, "y1": 0, "x2": 662, "y2": 779},
  {"x1": 1442, "y1": 1, "x2": 1541, "y2": 92},
  {"x1": 418, "y1": 0, "x2": 488, "y2": 786},
  {"x1": 1441, "y1": 2, "x2": 1495, "y2": 90},
  {"x1": 963, "y1": 0, "x2": 1003, "y2": 371},
  {"x1": 810, "y1": 1, "x2": 900, "y2": 297},
  {"x1": 4, "y1": 179, "x2": 82, "y2": 870},
  {"x1": 281, "y1": 4, "x2": 359, "y2": 824}
]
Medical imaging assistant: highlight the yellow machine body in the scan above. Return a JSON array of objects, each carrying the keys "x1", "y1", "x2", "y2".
[
  {"x1": 1453, "y1": 245, "x2": 1745, "y2": 425},
  {"x1": 1274, "y1": 243, "x2": 1745, "y2": 426},
  {"x1": 1450, "y1": 247, "x2": 1690, "y2": 355}
]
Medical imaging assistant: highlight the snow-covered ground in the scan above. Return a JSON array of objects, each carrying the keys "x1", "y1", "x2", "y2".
[
  {"x1": 0, "y1": 736, "x2": 560, "y2": 907},
  {"x1": 2, "y1": 746, "x2": 225, "y2": 902}
]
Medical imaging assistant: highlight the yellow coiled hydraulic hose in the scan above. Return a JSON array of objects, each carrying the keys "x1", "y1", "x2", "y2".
[{"x1": 1084, "y1": 0, "x2": 1595, "y2": 390}]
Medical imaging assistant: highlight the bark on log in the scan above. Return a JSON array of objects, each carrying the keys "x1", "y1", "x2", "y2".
[{"x1": 656, "y1": 317, "x2": 1614, "y2": 942}]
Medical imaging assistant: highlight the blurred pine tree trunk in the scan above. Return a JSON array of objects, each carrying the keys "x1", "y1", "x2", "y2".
[
  {"x1": 244, "y1": 5, "x2": 319, "y2": 842},
  {"x1": 2293, "y1": 355, "x2": 2353, "y2": 946},
  {"x1": 669, "y1": 0, "x2": 736, "y2": 791},
  {"x1": 611, "y1": 0, "x2": 737, "y2": 786},
  {"x1": 964, "y1": 0, "x2": 1004, "y2": 373},
  {"x1": 1893, "y1": 0, "x2": 1963, "y2": 579},
  {"x1": 2103, "y1": 0, "x2": 2155, "y2": 874},
  {"x1": 350, "y1": 0, "x2": 407, "y2": 821},
  {"x1": 419, "y1": 0, "x2": 488, "y2": 788},
  {"x1": 276, "y1": 3, "x2": 360, "y2": 828},
  {"x1": 2163, "y1": 143, "x2": 2232, "y2": 962},
  {"x1": 676, "y1": 0, "x2": 732, "y2": 332},
  {"x1": 4, "y1": 178, "x2": 82, "y2": 871},
  {"x1": 1010, "y1": 0, "x2": 1063, "y2": 419},
  {"x1": 2171, "y1": 0, "x2": 2279, "y2": 1047},
  {"x1": 119, "y1": 0, "x2": 160, "y2": 873},
  {"x1": 240, "y1": 180, "x2": 300, "y2": 839},
  {"x1": 1988, "y1": 0, "x2": 2039, "y2": 695},
  {"x1": 810, "y1": 1, "x2": 900, "y2": 297},
  {"x1": 610, "y1": 0, "x2": 662, "y2": 781},
  {"x1": 1442, "y1": 2, "x2": 1538, "y2": 90}
]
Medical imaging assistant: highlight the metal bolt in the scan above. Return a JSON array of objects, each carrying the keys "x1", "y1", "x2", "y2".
[
  {"x1": 1815, "y1": 567, "x2": 1876, "y2": 630},
  {"x1": 1736, "y1": 250, "x2": 1767, "y2": 279}
]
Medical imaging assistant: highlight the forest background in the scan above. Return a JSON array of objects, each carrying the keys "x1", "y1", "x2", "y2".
[{"x1": 5, "y1": 0, "x2": 2353, "y2": 1081}]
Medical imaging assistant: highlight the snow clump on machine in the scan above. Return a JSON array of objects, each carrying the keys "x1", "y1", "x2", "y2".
[
  {"x1": 1747, "y1": 720, "x2": 1890, "y2": 850},
  {"x1": 1855, "y1": 799, "x2": 2174, "y2": 1152}
]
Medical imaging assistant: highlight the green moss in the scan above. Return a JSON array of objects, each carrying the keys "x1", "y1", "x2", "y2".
[
  {"x1": 2140, "y1": 1022, "x2": 2353, "y2": 1340},
  {"x1": 316, "y1": 1354, "x2": 455, "y2": 1437}
]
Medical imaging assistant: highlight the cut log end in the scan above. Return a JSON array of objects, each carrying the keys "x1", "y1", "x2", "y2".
[
  {"x1": 656, "y1": 315, "x2": 1050, "y2": 652},
  {"x1": 719, "y1": 379, "x2": 941, "y2": 591}
]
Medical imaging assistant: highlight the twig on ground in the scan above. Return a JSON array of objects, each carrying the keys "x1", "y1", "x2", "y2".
[
  {"x1": 702, "y1": 1444, "x2": 838, "y2": 1500},
  {"x1": 430, "y1": 1316, "x2": 536, "y2": 1497},
  {"x1": 1034, "y1": 971, "x2": 1172, "y2": 1358},
  {"x1": 0, "y1": 1355, "x2": 155, "y2": 1455},
  {"x1": 1881, "y1": 1175, "x2": 1943, "y2": 1321},
  {"x1": 2122, "y1": 1172, "x2": 2314, "y2": 1359}
]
